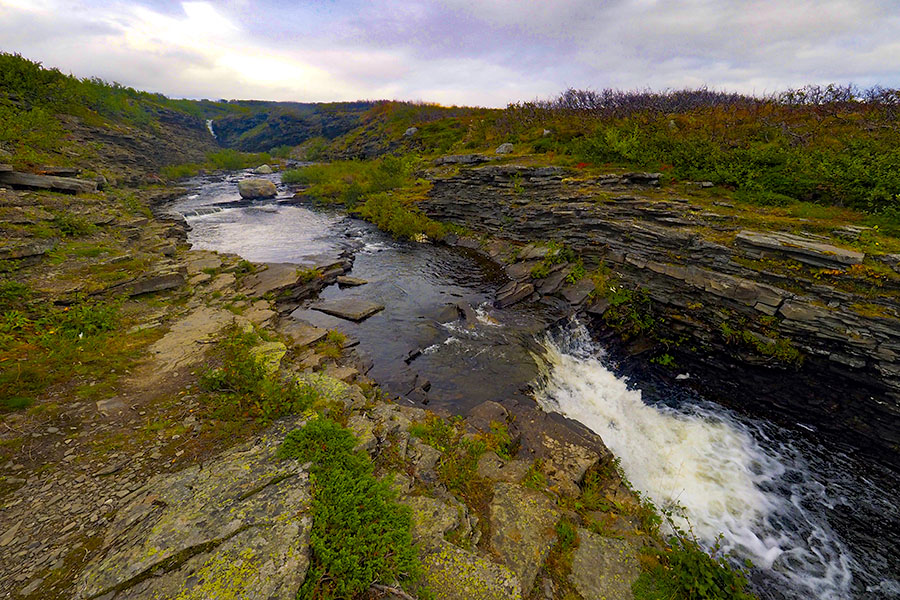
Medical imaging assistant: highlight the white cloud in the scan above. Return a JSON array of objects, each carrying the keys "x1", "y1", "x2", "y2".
[{"x1": 0, "y1": 0, "x2": 898, "y2": 105}]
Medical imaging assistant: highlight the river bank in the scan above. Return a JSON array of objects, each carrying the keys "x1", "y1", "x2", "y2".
[{"x1": 0, "y1": 172, "x2": 675, "y2": 600}]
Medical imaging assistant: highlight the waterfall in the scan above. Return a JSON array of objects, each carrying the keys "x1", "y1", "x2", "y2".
[
  {"x1": 534, "y1": 322, "x2": 856, "y2": 599},
  {"x1": 206, "y1": 119, "x2": 216, "y2": 139}
]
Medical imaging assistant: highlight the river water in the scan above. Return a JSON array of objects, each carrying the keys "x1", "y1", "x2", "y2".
[{"x1": 170, "y1": 172, "x2": 900, "y2": 600}]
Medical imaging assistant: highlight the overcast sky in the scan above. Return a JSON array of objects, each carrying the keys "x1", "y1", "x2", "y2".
[{"x1": 1, "y1": 0, "x2": 897, "y2": 107}]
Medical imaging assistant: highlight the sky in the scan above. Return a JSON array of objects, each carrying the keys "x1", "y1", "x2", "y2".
[{"x1": 0, "y1": 0, "x2": 898, "y2": 107}]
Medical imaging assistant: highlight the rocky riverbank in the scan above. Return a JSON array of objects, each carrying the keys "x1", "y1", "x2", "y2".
[
  {"x1": 0, "y1": 177, "x2": 663, "y2": 600},
  {"x1": 420, "y1": 162, "x2": 900, "y2": 468}
]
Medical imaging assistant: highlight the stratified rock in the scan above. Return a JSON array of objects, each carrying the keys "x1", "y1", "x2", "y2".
[
  {"x1": 569, "y1": 529, "x2": 640, "y2": 600},
  {"x1": 254, "y1": 164, "x2": 274, "y2": 174},
  {"x1": 120, "y1": 272, "x2": 185, "y2": 296},
  {"x1": 38, "y1": 166, "x2": 80, "y2": 176},
  {"x1": 434, "y1": 154, "x2": 491, "y2": 166},
  {"x1": 0, "y1": 238, "x2": 57, "y2": 261},
  {"x1": 489, "y1": 482, "x2": 559, "y2": 595},
  {"x1": 736, "y1": 230, "x2": 864, "y2": 268},
  {"x1": 238, "y1": 178, "x2": 277, "y2": 199},
  {"x1": 495, "y1": 143, "x2": 514, "y2": 155},
  {"x1": 0, "y1": 163, "x2": 13, "y2": 172},
  {"x1": 76, "y1": 421, "x2": 311, "y2": 600},
  {"x1": 0, "y1": 171, "x2": 98, "y2": 194},
  {"x1": 422, "y1": 541, "x2": 521, "y2": 600},
  {"x1": 311, "y1": 297, "x2": 385, "y2": 321},
  {"x1": 495, "y1": 281, "x2": 534, "y2": 308}
]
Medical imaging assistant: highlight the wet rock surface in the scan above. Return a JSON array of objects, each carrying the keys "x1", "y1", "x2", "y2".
[{"x1": 422, "y1": 164, "x2": 900, "y2": 465}]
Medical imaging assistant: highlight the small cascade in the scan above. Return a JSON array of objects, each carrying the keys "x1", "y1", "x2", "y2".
[
  {"x1": 206, "y1": 119, "x2": 216, "y2": 139},
  {"x1": 534, "y1": 322, "x2": 866, "y2": 600}
]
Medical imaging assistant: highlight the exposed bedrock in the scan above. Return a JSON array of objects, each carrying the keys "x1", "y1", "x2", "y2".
[{"x1": 421, "y1": 165, "x2": 900, "y2": 467}]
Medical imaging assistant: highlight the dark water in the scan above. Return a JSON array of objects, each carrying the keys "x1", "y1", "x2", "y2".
[{"x1": 170, "y1": 172, "x2": 900, "y2": 600}]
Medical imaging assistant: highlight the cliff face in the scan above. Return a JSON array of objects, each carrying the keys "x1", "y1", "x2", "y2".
[{"x1": 421, "y1": 164, "x2": 900, "y2": 465}]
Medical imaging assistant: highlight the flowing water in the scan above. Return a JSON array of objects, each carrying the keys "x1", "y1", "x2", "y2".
[{"x1": 170, "y1": 172, "x2": 900, "y2": 600}]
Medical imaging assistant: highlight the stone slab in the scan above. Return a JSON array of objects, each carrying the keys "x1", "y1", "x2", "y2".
[{"x1": 311, "y1": 297, "x2": 385, "y2": 321}]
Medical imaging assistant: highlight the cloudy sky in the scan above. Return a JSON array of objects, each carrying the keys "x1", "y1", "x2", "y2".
[{"x1": 1, "y1": 0, "x2": 897, "y2": 107}]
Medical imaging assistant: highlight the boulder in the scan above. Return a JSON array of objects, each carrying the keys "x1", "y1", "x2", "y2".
[
  {"x1": 238, "y1": 178, "x2": 277, "y2": 199},
  {"x1": 489, "y1": 482, "x2": 559, "y2": 594},
  {"x1": 495, "y1": 143, "x2": 514, "y2": 155},
  {"x1": 403, "y1": 127, "x2": 418, "y2": 137},
  {"x1": 254, "y1": 164, "x2": 274, "y2": 174},
  {"x1": 569, "y1": 529, "x2": 640, "y2": 600},
  {"x1": 76, "y1": 421, "x2": 311, "y2": 600}
]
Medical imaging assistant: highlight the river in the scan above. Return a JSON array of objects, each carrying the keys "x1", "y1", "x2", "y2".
[{"x1": 170, "y1": 171, "x2": 900, "y2": 600}]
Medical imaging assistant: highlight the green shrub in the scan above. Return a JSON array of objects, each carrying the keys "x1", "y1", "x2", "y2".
[
  {"x1": 54, "y1": 213, "x2": 95, "y2": 237},
  {"x1": 0, "y1": 281, "x2": 29, "y2": 312},
  {"x1": 279, "y1": 419, "x2": 423, "y2": 599},
  {"x1": 634, "y1": 534, "x2": 754, "y2": 600},
  {"x1": 199, "y1": 327, "x2": 317, "y2": 422},
  {"x1": 356, "y1": 193, "x2": 445, "y2": 241}
]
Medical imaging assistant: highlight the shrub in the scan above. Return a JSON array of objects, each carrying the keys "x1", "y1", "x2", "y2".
[
  {"x1": 199, "y1": 327, "x2": 317, "y2": 422},
  {"x1": 279, "y1": 419, "x2": 423, "y2": 599},
  {"x1": 54, "y1": 213, "x2": 95, "y2": 237}
]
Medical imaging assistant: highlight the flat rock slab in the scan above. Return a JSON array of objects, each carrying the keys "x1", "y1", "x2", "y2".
[
  {"x1": 422, "y1": 541, "x2": 521, "y2": 600},
  {"x1": 489, "y1": 482, "x2": 559, "y2": 595},
  {"x1": 736, "y1": 230, "x2": 864, "y2": 268},
  {"x1": 279, "y1": 319, "x2": 328, "y2": 348},
  {"x1": 336, "y1": 275, "x2": 368, "y2": 287},
  {"x1": 242, "y1": 263, "x2": 303, "y2": 296},
  {"x1": 76, "y1": 419, "x2": 311, "y2": 600},
  {"x1": 122, "y1": 272, "x2": 185, "y2": 296},
  {"x1": 569, "y1": 529, "x2": 640, "y2": 600},
  {"x1": 0, "y1": 171, "x2": 98, "y2": 194},
  {"x1": 148, "y1": 306, "x2": 235, "y2": 373},
  {"x1": 311, "y1": 297, "x2": 384, "y2": 321}
]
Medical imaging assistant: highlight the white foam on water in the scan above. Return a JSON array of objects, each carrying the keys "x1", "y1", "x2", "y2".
[{"x1": 533, "y1": 323, "x2": 857, "y2": 599}]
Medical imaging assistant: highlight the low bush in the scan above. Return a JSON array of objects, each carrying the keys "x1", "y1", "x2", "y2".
[
  {"x1": 279, "y1": 419, "x2": 423, "y2": 599},
  {"x1": 199, "y1": 327, "x2": 317, "y2": 422}
]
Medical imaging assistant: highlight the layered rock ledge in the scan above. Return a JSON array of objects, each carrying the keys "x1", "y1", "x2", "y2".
[{"x1": 421, "y1": 164, "x2": 900, "y2": 465}]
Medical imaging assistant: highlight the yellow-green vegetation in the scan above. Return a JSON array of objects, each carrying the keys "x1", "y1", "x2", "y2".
[
  {"x1": 0, "y1": 291, "x2": 142, "y2": 411},
  {"x1": 295, "y1": 266, "x2": 322, "y2": 283},
  {"x1": 633, "y1": 528, "x2": 755, "y2": 600},
  {"x1": 283, "y1": 156, "x2": 447, "y2": 240},
  {"x1": 719, "y1": 320, "x2": 804, "y2": 366},
  {"x1": 159, "y1": 149, "x2": 276, "y2": 180},
  {"x1": 315, "y1": 330, "x2": 346, "y2": 360},
  {"x1": 198, "y1": 326, "x2": 319, "y2": 423},
  {"x1": 278, "y1": 418, "x2": 425, "y2": 599},
  {"x1": 409, "y1": 414, "x2": 514, "y2": 511}
]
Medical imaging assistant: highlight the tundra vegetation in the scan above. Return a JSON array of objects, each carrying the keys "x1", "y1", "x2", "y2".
[{"x1": 3, "y1": 52, "x2": 894, "y2": 600}]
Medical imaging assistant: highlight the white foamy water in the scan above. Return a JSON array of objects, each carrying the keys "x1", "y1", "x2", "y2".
[{"x1": 534, "y1": 324, "x2": 857, "y2": 599}]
